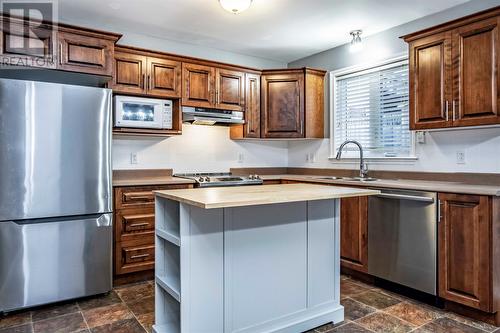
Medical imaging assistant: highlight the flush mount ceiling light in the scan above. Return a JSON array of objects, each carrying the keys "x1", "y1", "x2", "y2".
[
  {"x1": 349, "y1": 30, "x2": 363, "y2": 52},
  {"x1": 219, "y1": 0, "x2": 253, "y2": 14}
]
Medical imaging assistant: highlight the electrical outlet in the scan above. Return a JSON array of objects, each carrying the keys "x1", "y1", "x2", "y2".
[
  {"x1": 237, "y1": 152, "x2": 244, "y2": 163},
  {"x1": 130, "y1": 153, "x2": 138, "y2": 165},
  {"x1": 311, "y1": 153, "x2": 317, "y2": 163},
  {"x1": 456, "y1": 150, "x2": 466, "y2": 164},
  {"x1": 416, "y1": 131, "x2": 426, "y2": 144}
]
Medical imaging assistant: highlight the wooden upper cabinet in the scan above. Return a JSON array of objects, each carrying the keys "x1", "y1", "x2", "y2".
[
  {"x1": 216, "y1": 68, "x2": 245, "y2": 111},
  {"x1": 57, "y1": 30, "x2": 116, "y2": 76},
  {"x1": 438, "y1": 193, "x2": 492, "y2": 311},
  {"x1": 110, "y1": 47, "x2": 181, "y2": 98},
  {"x1": 404, "y1": 8, "x2": 500, "y2": 130},
  {"x1": 111, "y1": 50, "x2": 147, "y2": 95},
  {"x1": 0, "y1": 15, "x2": 119, "y2": 74},
  {"x1": 244, "y1": 73, "x2": 261, "y2": 138},
  {"x1": 147, "y1": 57, "x2": 182, "y2": 98},
  {"x1": 0, "y1": 16, "x2": 56, "y2": 68},
  {"x1": 182, "y1": 63, "x2": 216, "y2": 108},
  {"x1": 262, "y1": 71, "x2": 304, "y2": 138},
  {"x1": 340, "y1": 196, "x2": 368, "y2": 273},
  {"x1": 409, "y1": 32, "x2": 452, "y2": 130},
  {"x1": 452, "y1": 17, "x2": 500, "y2": 127}
]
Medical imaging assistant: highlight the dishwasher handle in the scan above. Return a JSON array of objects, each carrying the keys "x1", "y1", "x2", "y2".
[{"x1": 375, "y1": 193, "x2": 435, "y2": 203}]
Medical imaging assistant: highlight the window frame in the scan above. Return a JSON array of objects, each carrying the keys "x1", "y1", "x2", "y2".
[{"x1": 329, "y1": 54, "x2": 417, "y2": 162}]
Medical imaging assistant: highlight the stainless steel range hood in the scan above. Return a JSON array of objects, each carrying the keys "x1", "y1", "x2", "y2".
[{"x1": 182, "y1": 106, "x2": 244, "y2": 126}]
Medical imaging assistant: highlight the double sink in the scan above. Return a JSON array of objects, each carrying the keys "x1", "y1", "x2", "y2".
[{"x1": 319, "y1": 176, "x2": 379, "y2": 182}]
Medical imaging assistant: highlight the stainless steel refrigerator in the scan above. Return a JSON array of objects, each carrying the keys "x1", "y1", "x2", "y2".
[{"x1": 0, "y1": 78, "x2": 113, "y2": 313}]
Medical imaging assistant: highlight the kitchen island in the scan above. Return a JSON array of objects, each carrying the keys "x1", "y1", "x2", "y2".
[{"x1": 153, "y1": 184, "x2": 378, "y2": 333}]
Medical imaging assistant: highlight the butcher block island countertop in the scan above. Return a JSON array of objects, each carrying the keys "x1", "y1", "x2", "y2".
[
  {"x1": 153, "y1": 184, "x2": 378, "y2": 333},
  {"x1": 154, "y1": 183, "x2": 379, "y2": 209}
]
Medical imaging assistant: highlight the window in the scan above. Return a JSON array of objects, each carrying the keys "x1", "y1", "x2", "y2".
[{"x1": 331, "y1": 57, "x2": 414, "y2": 159}]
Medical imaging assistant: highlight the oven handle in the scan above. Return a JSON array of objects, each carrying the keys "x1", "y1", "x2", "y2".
[{"x1": 375, "y1": 193, "x2": 435, "y2": 203}]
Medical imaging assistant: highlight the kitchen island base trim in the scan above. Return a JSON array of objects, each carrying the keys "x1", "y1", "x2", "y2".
[{"x1": 154, "y1": 197, "x2": 344, "y2": 333}]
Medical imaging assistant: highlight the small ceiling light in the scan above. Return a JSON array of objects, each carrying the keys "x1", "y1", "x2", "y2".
[
  {"x1": 219, "y1": 0, "x2": 253, "y2": 14},
  {"x1": 349, "y1": 30, "x2": 363, "y2": 52}
]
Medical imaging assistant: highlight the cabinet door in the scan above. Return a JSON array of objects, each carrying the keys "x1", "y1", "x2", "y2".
[
  {"x1": 438, "y1": 193, "x2": 491, "y2": 311},
  {"x1": 262, "y1": 73, "x2": 304, "y2": 138},
  {"x1": 57, "y1": 31, "x2": 114, "y2": 76},
  {"x1": 244, "y1": 73, "x2": 261, "y2": 138},
  {"x1": 0, "y1": 18, "x2": 55, "y2": 68},
  {"x1": 452, "y1": 17, "x2": 500, "y2": 127},
  {"x1": 409, "y1": 32, "x2": 452, "y2": 130},
  {"x1": 215, "y1": 68, "x2": 245, "y2": 111},
  {"x1": 182, "y1": 63, "x2": 215, "y2": 108},
  {"x1": 110, "y1": 51, "x2": 147, "y2": 95},
  {"x1": 147, "y1": 57, "x2": 182, "y2": 98},
  {"x1": 340, "y1": 196, "x2": 368, "y2": 273}
]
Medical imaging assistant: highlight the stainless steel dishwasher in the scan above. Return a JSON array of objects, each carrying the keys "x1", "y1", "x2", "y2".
[{"x1": 368, "y1": 188, "x2": 437, "y2": 295}]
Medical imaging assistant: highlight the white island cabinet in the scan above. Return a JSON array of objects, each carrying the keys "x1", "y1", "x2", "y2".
[{"x1": 153, "y1": 184, "x2": 378, "y2": 333}]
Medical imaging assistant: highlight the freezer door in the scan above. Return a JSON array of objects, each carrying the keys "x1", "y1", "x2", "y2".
[
  {"x1": 0, "y1": 214, "x2": 112, "y2": 312},
  {"x1": 0, "y1": 79, "x2": 112, "y2": 221}
]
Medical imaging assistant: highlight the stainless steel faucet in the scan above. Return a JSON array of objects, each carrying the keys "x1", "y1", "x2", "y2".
[{"x1": 335, "y1": 140, "x2": 369, "y2": 179}]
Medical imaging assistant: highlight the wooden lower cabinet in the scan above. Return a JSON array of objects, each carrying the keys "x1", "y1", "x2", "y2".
[
  {"x1": 114, "y1": 184, "x2": 192, "y2": 276},
  {"x1": 438, "y1": 193, "x2": 495, "y2": 311},
  {"x1": 340, "y1": 196, "x2": 368, "y2": 273}
]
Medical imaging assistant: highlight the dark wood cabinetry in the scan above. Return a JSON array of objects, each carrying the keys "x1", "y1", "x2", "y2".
[
  {"x1": 438, "y1": 193, "x2": 493, "y2": 311},
  {"x1": 114, "y1": 184, "x2": 192, "y2": 276},
  {"x1": 452, "y1": 17, "x2": 500, "y2": 127},
  {"x1": 57, "y1": 30, "x2": 115, "y2": 76},
  {"x1": 232, "y1": 68, "x2": 325, "y2": 140},
  {"x1": 0, "y1": 15, "x2": 120, "y2": 75},
  {"x1": 262, "y1": 71, "x2": 305, "y2": 138},
  {"x1": 340, "y1": 196, "x2": 368, "y2": 273},
  {"x1": 404, "y1": 7, "x2": 500, "y2": 130},
  {"x1": 244, "y1": 73, "x2": 261, "y2": 138},
  {"x1": 182, "y1": 63, "x2": 246, "y2": 111},
  {"x1": 408, "y1": 32, "x2": 452, "y2": 130},
  {"x1": 110, "y1": 46, "x2": 181, "y2": 98},
  {"x1": 216, "y1": 68, "x2": 245, "y2": 111},
  {"x1": 182, "y1": 62, "x2": 215, "y2": 108}
]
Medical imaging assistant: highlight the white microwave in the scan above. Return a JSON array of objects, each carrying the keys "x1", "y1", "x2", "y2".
[{"x1": 114, "y1": 95, "x2": 173, "y2": 129}]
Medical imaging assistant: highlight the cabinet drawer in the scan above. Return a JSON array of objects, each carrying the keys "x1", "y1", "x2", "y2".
[
  {"x1": 115, "y1": 184, "x2": 189, "y2": 209},
  {"x1": 115, "y1": 207, "x2": 155, "y2": 242},
  {"x1": 123, "y1": 245, "x2": 155, "y2": 265}
]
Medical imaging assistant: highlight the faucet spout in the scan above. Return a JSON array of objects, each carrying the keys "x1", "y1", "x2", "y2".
[{"x1": 336, "y1": 140, "x2": 368, "y2": 179}]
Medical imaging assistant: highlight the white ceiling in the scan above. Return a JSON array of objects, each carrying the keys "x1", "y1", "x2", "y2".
[{"x1": 58, "y1": 0, "x2": 470, "y2": 63}]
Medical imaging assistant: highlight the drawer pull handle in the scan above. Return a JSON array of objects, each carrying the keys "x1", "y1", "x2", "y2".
[
  {"x1": 131, "y1": 254, "x2": 150, "y2": 259},
  {"x1": 128, "y1": 222, "x2": 150, "y2": 228}
]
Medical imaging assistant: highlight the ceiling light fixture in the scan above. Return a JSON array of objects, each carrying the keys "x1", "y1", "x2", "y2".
[
  {"x1": 219, "y1": 0, "x2": 253, "y2": 14},
  {"x1": 349, "y1": 30, "x2": 363, "y2": 52}
]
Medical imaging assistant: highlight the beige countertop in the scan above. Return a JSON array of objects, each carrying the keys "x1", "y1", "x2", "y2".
[
  {"x1": 263, "y1": 175, "x2": 500, "y2": 196},
  {"x1": 113, "y1": 176, "x2": 195, "y2": 187},
  {"x1": 155, "y1": 184, "x2": 379, "y2": 209}
]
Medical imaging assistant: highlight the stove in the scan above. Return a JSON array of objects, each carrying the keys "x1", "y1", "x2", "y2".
[{"x1": 174, "y1": 172, "x2": 263, "y2": 188}]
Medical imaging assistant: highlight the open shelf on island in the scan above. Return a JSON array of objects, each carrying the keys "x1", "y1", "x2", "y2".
[
  {"x1": 156, "y1": 237, "x2": 180, "y2": 301},
  {"x1": 156, "y1": 228, "x2": 180, "y2": 246},
  {"x1": 156, "y1": 274, "x2": 180, "y2": 302},
  {"x1": 155, "y1": 198, "x2": 180, "y2": 241},
  {"x1": 153, "y1": 286, "x2": 180, "y2": 333}
]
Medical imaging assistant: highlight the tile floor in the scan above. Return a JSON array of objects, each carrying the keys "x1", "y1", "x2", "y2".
[{"x1": 1, "y1": 275, "x2": 499, "y2": 333}]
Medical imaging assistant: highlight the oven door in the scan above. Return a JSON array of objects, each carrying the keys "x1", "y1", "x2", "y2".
[{"x1": 114, "y1": 96, "x2": 163, "y2": 129}]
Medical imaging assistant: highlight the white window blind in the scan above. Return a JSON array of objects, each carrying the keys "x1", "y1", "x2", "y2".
[{"x1": 333, "y1": 60, "x2": 411, "y2": 158}]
